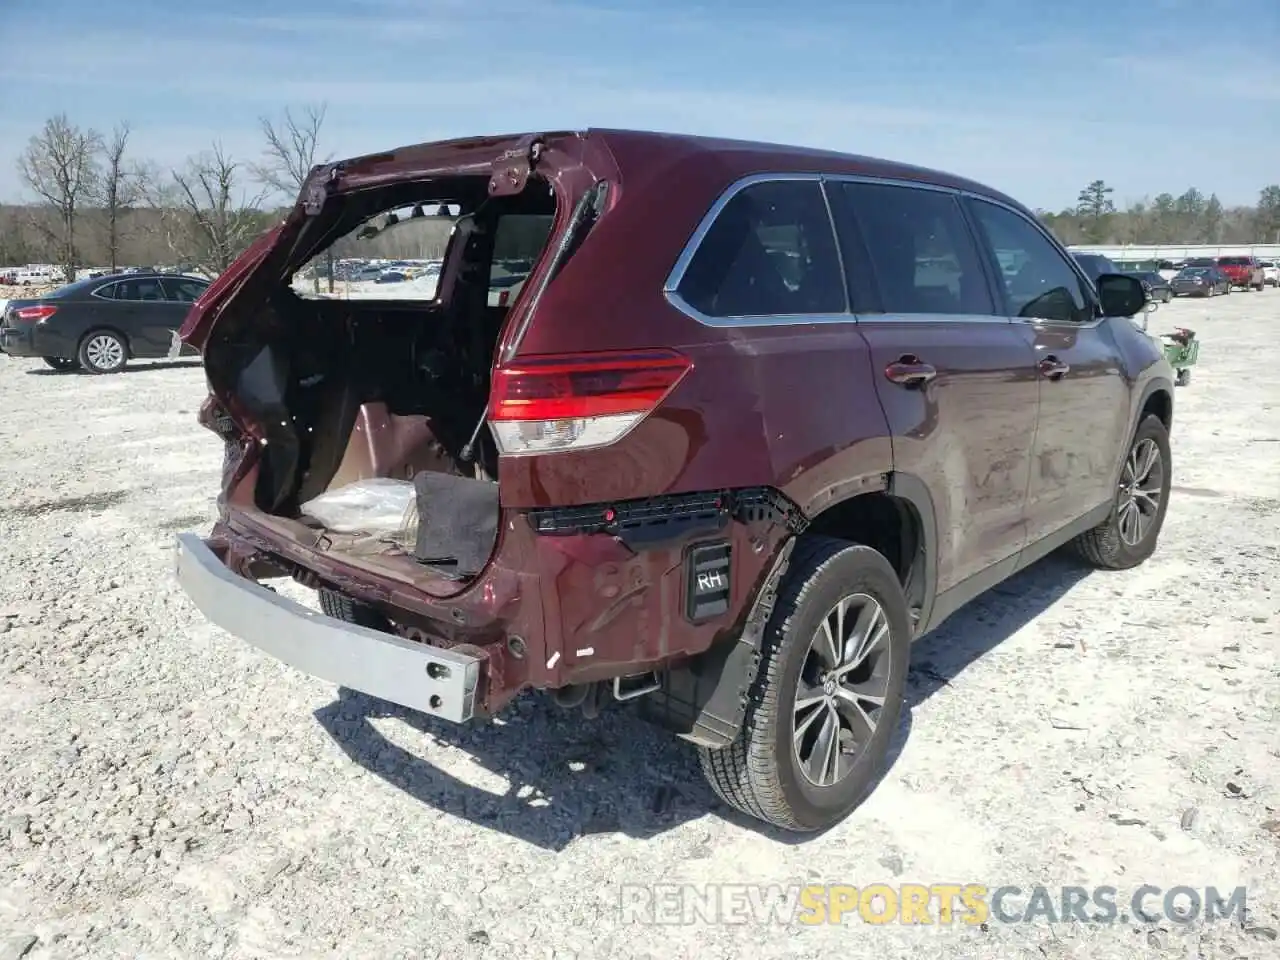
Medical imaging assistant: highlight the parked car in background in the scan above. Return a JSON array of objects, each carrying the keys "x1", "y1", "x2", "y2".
[
  {"x1": 173, "y1": 128, "x2": 1171, "y2": 834},
  {"x1": 1127, "y1": 270, "x2": 1172, "y2": 302},
  {"x1": 0, "y1": 272, "x2": 209, "y2": 372},
  {"x1": 1170, "y1": 266, "x2": 1231, "y2": 297},
  {"x1": 1070, "y1": 252, "x2": 1121, "y2": 285},
  {"x1": 1216, "y1": 255, "x2": 1266, "y2": 291},
  {"x1": 1259, "y1": 260, "x2": 1279, "y2": 286},
  {"x1": 375, "y1": 271, "x2": 407, "y2": 284}
]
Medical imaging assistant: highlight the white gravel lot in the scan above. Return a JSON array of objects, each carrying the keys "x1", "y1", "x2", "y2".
[{"x1": 2, "y1": 292, "x2": 1279, "y2": 960}]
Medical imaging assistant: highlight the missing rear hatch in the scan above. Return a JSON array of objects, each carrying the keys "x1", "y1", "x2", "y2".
[{"x1": 202, "y1": 173, "x2": 567, "y2": 589}]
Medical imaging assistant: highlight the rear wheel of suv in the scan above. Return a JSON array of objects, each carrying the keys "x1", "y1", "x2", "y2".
[
  {"x1": 698, "y1": 537, "x2": 910, "y2": 832},
  {"x1": 1069, "y1": 414, "x2": 1171, "y2": 570},
  {"x1": 78, "y1": 330, "x2": 128, "y2": 374}
]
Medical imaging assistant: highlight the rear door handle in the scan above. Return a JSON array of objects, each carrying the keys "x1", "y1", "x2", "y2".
[
  {"x1": 885, "y1": 355, "x2": 937, "y2": 387},
  {"x1": 1039, "y1": 356, "x2": 1070, "y2": 379}
]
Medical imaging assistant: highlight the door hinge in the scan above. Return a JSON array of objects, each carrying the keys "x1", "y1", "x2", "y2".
[
  {"x1": 302, "y1": 163, "x2": 343, "y2": 215},
  {"x1": 489, "y1": 136, "x2": 546, "y2": 197}
]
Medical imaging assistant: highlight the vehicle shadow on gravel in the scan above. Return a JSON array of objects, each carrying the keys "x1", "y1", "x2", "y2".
[
  {"x1": 314, "y1": 687, "x2": 715, "y2": 850},
  {"x1": 24, "y1": 359, "x2": 202, "y2": 375},
  {"x1": 313, "y1": 552, "x2": 1092, "y2": 850}
]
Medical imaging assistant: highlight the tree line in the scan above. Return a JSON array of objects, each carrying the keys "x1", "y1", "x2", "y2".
[
  {"x1": 2, "y1": 106, "x2": 329, "y2": 280},
  {"x1": 1041, "y1": 179, "x2": 1280, "y2": 247},
  {"x1": 5, "y1": 108, "x2": 1280, "y2": 281}
]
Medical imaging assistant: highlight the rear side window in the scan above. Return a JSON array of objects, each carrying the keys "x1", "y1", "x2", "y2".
[
  {"x1": 832, "y1": 182, "x2": 994, "y2": 315},
  {"x1": 967, "y1": 199, "x2": 1093, "y2": 323},
  {"x1": 91, "y1": 282, "x2": 119, "y2": 300},
  {"x1": 1217, "y1": 257, "x2": 1248, "y2": 265},
  {"x1": 676, "y1": 180, "x2": 846, "y2": 318},
  {"x1": 115, "y1": 278, "x2": 167, "y2": 301}
]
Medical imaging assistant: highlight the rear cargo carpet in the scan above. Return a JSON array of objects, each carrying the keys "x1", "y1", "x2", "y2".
[{"x1": 411, "y1": 471, "x2": 500, "y2": 576}]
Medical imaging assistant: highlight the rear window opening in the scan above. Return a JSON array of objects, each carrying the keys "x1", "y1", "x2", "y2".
[{"x1": 205, "y1": 173, "x2": 580, "y2": 593}]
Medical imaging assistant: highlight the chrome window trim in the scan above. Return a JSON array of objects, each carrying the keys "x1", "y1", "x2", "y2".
[
  {"x1": 663, "y1": 171, "x2": 1013, "y2": 328},
  {"x1": 855, "y1": 312, "x2": 1012, "y2": 326},
  {"x1": 90, "y1": 281, "x2": 120, "y2": 301}
]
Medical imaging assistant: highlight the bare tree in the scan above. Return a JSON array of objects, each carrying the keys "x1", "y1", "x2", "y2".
[
  {"x1": 251, "y1": 103, "x2": 330, "y2": 197},
  {"x1": 17, "y1": 114, "x2": 102, "y2": 281},
  {"x1": 93, "y1": 122, "x2": 143, "y2": 273},
  {"x1": 168, "y1": 143, "x2": 268, "y2": 274}
]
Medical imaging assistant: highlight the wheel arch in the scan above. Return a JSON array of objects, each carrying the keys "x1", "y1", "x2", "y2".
[
  {"x1": 796, "y1": 474, "x2": 938, "y2": 638},
  {"x1": 1137, "y1": 378, "x2": 1174, "y2": 433}
]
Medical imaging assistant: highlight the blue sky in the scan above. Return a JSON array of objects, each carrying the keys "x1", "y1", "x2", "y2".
[{"x1": 2, "y1": 0, "x2": 1277, "y2": 210}]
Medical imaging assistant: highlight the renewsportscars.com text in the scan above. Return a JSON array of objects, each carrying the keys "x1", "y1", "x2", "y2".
[{"x1": 618, "y1": 883, "x2": 1248, "y2": 927}]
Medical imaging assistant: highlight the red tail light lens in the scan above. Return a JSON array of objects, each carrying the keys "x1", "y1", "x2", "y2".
[
  {"x1": 488, "y1": 349, "x2": 693, "y2": 455},
  {"x1": 13, "y1": 305, "x2": 56, "y2": 323}
]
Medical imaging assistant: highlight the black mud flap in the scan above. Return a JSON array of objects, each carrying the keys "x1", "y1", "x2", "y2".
[{"x1": 638, "y1": 536, "x2": 798, "y2": 749}]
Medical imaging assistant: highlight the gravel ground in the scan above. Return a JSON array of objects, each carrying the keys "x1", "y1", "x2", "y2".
[{"x1": 2, "y1": 292, "x2": 1279, "y2": 960}]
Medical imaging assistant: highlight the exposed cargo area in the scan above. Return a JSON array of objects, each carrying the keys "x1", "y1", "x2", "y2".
[{"x1": 203, "y1": 174, "x2": 562, "y2": 586}]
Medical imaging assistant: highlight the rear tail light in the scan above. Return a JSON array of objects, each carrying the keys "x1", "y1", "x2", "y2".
[
  {"x1": 487, "y1": 349, "x2": 693, "y2": 456},
  {"x1": 13, "y1": 305, "x2": 56, "y2": 323}
]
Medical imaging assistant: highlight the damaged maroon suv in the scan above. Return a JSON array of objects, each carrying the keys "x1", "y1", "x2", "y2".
[{"x1": 175, "y1": 129, "x2": 1174, "y2": 832}]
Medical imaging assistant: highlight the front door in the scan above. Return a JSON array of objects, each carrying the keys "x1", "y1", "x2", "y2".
[
  {"x1": 963, "y1": 197, "x2": 1132, "y2": 544},
  {"x1": 160, "y1": 276, "x2": 210, "y2": 355},
  {"x1": 828, "y1": 179, "x2": 1039, "y2": 594}
]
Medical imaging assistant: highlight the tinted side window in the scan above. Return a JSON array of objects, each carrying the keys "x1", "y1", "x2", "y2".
[
  {"x1": 92, "y1": 282, "x2": 119, "y2": 300},
  {"x1": 834, "y1": 182, "x2": 994, "y2": 315},
  {"x1": 677, "y1": 180, "x2": 845, "y2": 318},
  {"x1": 116, "y1": 278, "x2": 167, "y2": 301},
  {"x1": 161, "y1": 277, "x2": 209, "y2": 303},
  {"x1": 968, "y1": 200, "x2": 1092, "y2": 323}
]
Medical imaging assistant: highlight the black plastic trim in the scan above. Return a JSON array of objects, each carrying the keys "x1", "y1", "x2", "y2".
[{"x1": 525, "y1": 486, "x2": 807, "y2": 549}]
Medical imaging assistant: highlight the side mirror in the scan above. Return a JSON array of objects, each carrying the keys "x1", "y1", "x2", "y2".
[{"x1": 1096, "y1": 273, "x2": 1147, "y2": 318}]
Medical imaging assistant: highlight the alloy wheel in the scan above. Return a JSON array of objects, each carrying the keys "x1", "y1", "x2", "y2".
[
  {"x1": 1118, "y1": 437, "x2": 1164, "y2": 547},
  {"x1": 85, "y1": 334, "x2": 125, "y2": 371},
  {"x1": 792, "y1": 593, "x2": 892, "y2": 788}
]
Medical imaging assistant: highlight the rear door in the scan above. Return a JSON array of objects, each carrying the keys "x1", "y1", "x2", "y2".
[
  {"x1": 827, "y1": 179, "x2": 1038, "y2": 593},
  {"x1": 964, "y1": 197, "x2": 1131, "y2": 543},
  {"x1": 114, "y1": 276, "x2": 181, "y2": 356}
]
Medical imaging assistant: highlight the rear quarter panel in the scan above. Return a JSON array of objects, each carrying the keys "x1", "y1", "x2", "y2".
[{"x1": 497, "y1": 144, "x2": 893, "y2": 511}]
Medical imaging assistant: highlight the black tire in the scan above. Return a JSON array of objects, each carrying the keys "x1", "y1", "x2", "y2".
[
  {"x1": 697, "y1": 537, "x2": 910, "y2": 832},
  {"x1": 1161, "y1": 290, "x2": 1171, "y2": 302},
  {"x1": 77, "y1": 329, "x2": 128, "y2": 374},
  {"x1": 318, "y1": 586, "x2": 389, "y2": 630},
  {"x1": 42, "y1": 356, "x2": 79, "y2": 372},
  {"x1": 1069, "y1": 414, "x2": 1172, "y2": 570}
]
